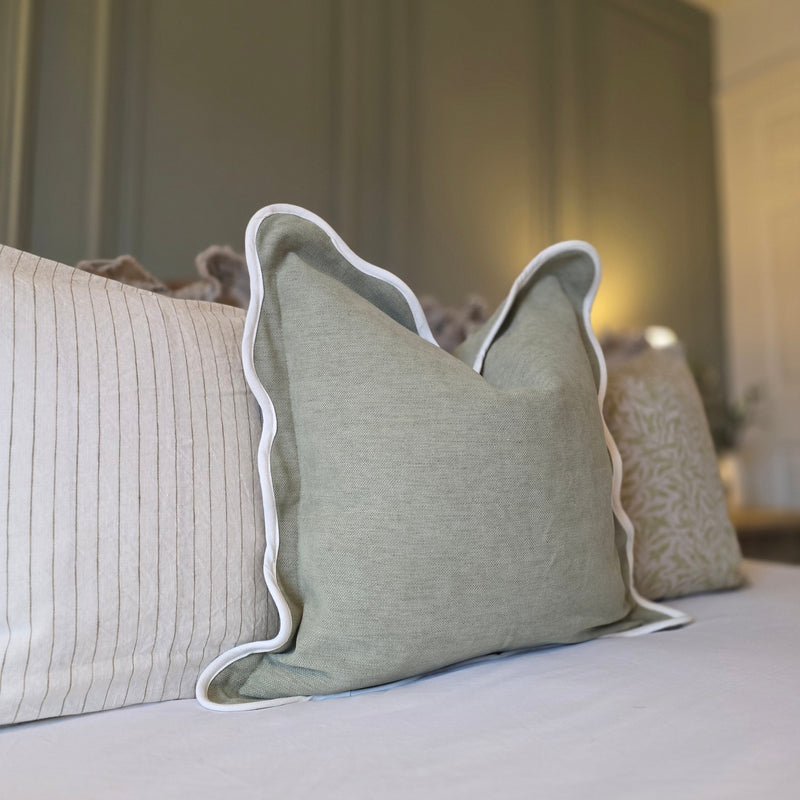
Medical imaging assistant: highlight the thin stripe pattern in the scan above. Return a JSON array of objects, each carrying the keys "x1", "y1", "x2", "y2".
[{"x1": 0, "y1": 247, "x2": 269, "y2": 724}]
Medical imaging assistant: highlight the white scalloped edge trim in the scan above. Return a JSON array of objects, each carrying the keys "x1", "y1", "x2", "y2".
[
  {"x1": 196, "y1": 205, "x2": 438, "y2": 711},
  {"x1": 196, "y1": 207, "x2": 689, "y2": 712},
  {"x1": 469, "y1": 240, "x2": 691, "y2": 636}
]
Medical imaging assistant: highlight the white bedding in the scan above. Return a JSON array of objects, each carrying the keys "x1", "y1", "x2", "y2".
[{"x1": 2, "y1": 559, "x2": 799, "y2": 800}]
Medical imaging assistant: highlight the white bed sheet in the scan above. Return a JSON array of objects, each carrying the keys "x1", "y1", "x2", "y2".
[{"x1": 2, "y1": 559, "x2": 799, "y2": 800}]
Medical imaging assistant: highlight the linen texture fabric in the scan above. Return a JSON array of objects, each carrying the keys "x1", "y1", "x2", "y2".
[
  {"x1": 0, "y1": 246, "x2": 271, "y2": 725},
  {"x1": 197, "y1": 205, "x2": 686, "y2": 710},
  {"x1": 604, "y1": 346, "x2": 743, "y2": 599}
]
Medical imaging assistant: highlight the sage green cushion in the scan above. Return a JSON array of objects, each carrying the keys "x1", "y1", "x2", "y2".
[
  {"x1": 604, "y1": 346, "x2": 743, "y2": 600},
  {"x1": 197, "y1": 206, "x2": 684, "y2": 709}
]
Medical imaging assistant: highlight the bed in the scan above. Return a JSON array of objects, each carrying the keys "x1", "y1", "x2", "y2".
[
  {"x1": 2, "y1": 559, "x2": 798, "y2": 799},
  {"x1": 2, "y1": 208, "x2": 797, "y2": 798}
]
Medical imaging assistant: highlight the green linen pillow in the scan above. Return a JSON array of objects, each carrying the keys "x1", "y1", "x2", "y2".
[
  {"x1": 604, "y1": 344, "x2": 743, "y2": 600},
  {"x1": 196, "y1": 205, "x2": 687, "y2": 710}
]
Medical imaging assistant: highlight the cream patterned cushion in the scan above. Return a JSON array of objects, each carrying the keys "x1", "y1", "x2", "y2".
[{"x1": 604, "y1": 346, "x2": 743, "y2": 600}]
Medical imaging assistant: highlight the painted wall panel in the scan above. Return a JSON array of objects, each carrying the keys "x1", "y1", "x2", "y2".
[
  {"x1": 408, "y1": 0, "x2": 553, "y2": 307},
  {"x1": 27, "y1": 0, "x2": 96, "y2": 264},
  {"x1": 0, "y1": 0, "x2": 723, "y2": 375},
  {"x1": 0, "y1": 0, "x2": 18, "y2": 240},
  {"x1": 131, "y1": 0, "x2": 337, "y2": 278},
  {"x1": 557, "y1": 0, "x2": 723, "y2": 375}
]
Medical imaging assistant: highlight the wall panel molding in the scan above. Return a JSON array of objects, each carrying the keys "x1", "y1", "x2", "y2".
[
  {"x1": 527, "y1": 0, "x2": 558, "y2": 251},
  {"x1": 385, "y1": 0, "x2": 416, "y2": 276},
  {"x1": 113, "y1": 0, "x2": 150, "y2": 258},
  {"x1": 719, "y1": 54, "x2": 800, "y2": 507},
  {"x1": 553, "y1": 0, "x2": 589, "y2": 241},
  {"x1": 331, "y1": 0, "x2": 360, "y2": 242},
  {"x1": 330, "y1": 0, "x2": 408, "y2": 272},
  {"x1": 0, "y1": 0, "x2": 37, "y2": 247},
  {"x1": 85, "y1": 0, "x2": 113, "y2": 258}
]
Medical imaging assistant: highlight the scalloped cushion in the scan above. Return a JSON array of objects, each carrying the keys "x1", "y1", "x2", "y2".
[{"x1": 197, "y1": 206, "x2": 685, "y2": 709}]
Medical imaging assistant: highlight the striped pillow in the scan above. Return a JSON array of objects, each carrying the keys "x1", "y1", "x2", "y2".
[{"x1": 0, "y1": 245, "x2": 272, "y2": 725}]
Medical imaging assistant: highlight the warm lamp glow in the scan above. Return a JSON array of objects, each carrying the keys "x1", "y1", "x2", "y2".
[
  {"x1": 589, "y1": 246, "x2": 646, "y2": 335},
  {"x1": 644, "y1": 325, "x2": 679, "y2": 349},
  {"x1": 591, "y1": 282, "x2": 642, "y2": 334}
]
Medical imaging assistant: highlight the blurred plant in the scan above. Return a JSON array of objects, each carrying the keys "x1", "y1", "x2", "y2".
[{"x1": 692, "y1": 365, "x2": 761, "y2": 453}]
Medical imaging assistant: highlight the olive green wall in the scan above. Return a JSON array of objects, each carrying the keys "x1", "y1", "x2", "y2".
[{"x1": 0, "y1": 0, "x2": 723, "y2": 373}]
